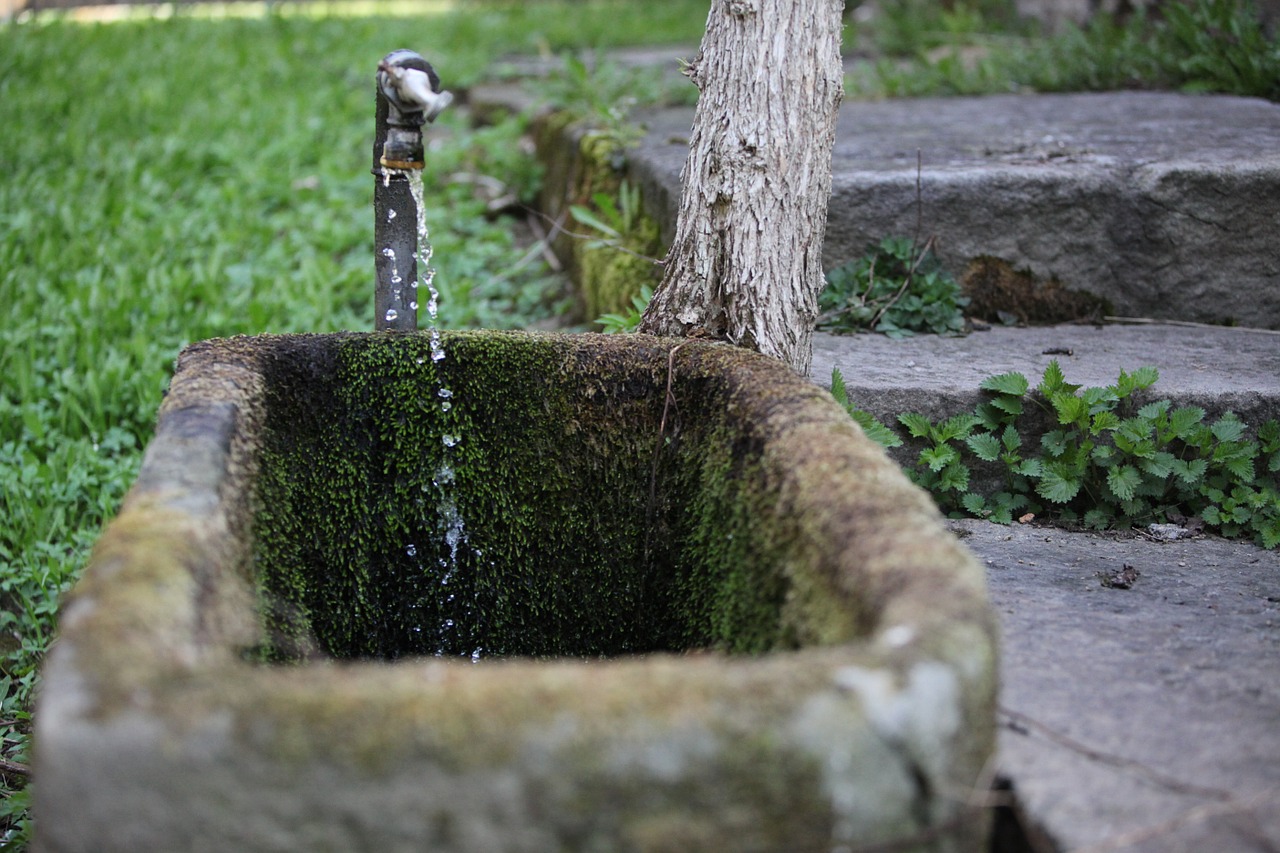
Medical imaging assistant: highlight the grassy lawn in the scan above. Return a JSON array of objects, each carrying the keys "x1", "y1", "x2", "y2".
[{"x1": 1, "y1": 0, "x2": 1275, "y2": 845}]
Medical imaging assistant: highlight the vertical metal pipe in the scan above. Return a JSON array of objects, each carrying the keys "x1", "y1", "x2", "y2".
[
  {"x1": 373, "y1": 172, "x2": 417, "y2": 331},
  {"x1": 372, "y1": 50, "x2": 451, "y2": 332}
]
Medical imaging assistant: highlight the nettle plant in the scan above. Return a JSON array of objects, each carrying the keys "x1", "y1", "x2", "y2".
[
  {"x1": 833, "y1": 361, "x2": 1280, "y2": 548},
  {"x1": 596, "y1": 284, "x2": 653, "y2": 334},
  {"x1": 818, "y1": 236, "x2": 969, "y2": 338}
]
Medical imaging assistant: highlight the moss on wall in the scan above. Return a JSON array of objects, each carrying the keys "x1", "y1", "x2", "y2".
[
  {"x1": 571, "y1": 131, "x2": 664, "y2": 321},
  {"x1": 576, "y1": 213, "x2": 662, "y2": 322},
  {"x1": 251, "y1": 332, "x2": 812, "y2": 662},
  {"x1": 532, "y1": 110, "x2": 665, "y2": 323}
]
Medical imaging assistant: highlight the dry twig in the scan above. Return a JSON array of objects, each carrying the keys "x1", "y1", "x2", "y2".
[
  {"x1": 1104, "y1": 316, "x2": 1280, "y2": 336},
  {"x1": 0, "y1": 757, "x2": 30, "y2": 777},
  {"x1": 1000, "y1": 705, "x2": 1231, "y2": 800},
  {"x1": 1071, "y1": 788, "x2": 1280, "y2": 853}
]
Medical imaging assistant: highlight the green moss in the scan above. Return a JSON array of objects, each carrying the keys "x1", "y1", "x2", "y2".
[
  {"x1": 577, "y1": 213, "x2": 662, "y2": 321},
  {"x1": 250, "y1": 332, "x2": 839, "y2": 662},
  {"x1": 573, "y1": 132, "x2": 663, "y2": 321}
]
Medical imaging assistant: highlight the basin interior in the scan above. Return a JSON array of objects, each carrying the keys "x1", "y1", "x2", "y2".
[{"x1": 252, "y1": 331, "x2": 847, "y2": 662}]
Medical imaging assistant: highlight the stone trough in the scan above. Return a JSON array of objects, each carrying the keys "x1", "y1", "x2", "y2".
[{"x1": 35, "y1": 331, "x2": 997, "y2": 852}]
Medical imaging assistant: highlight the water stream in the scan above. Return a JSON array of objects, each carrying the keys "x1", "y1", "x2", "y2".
[
  {"x1": 388, "y1": 169, "x2": 479, "y2": 661},
  {"x1": 409, "y1": 171, "x2": 446, "y2": 365}
]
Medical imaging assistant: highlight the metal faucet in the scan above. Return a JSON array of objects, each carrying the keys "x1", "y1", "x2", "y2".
[{"x1": 373, "y1": 50, "x2": 453, "y2": 331}]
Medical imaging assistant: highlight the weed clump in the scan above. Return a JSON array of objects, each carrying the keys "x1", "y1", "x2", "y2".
[
  {"x1": 833, "y1": 362, "x2": 1280, "y2": 548},
  {"x1": 818, "y1": 237, "x2": 969, "y2": 338}
]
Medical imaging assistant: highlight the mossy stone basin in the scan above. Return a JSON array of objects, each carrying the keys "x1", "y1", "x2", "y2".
[{"x1": 35, "y1": 331, "x2": 997, "y2": 852}]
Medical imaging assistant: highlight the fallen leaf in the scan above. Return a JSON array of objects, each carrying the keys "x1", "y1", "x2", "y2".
[{"x1": 1098, "y1": 563, "x2": 1140, "y2": 590}]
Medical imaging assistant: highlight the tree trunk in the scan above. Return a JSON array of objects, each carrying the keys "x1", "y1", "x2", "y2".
[{"x1": 638, "y1": 0, "x2": 844, "y2": 375}]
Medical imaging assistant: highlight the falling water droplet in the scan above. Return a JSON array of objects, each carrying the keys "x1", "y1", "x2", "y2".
[
  {"x1": 438, "y1": 388, "x2": 453, "y2": 399},
  {"x1": 406, "y1": 544, "x2": 417, "y2": 557},
  {"x1": 385, "y1": 308, "x2": 399, "y2": 322},
  {"x1": 382, "y1": 247, "x2": 395, "y2": 259},
  {"x1": 441, "y1": 402, "x2": 452, "y2": 411},
  {"x1": 388, "y1": 208, "x2": 397, "y2": 220},
  {"x1": 442, "y1": 434, "x2": 460, "y2": 447},
  {"x1": 409, "y1": 300, "x2": 418, "y2": 310}
]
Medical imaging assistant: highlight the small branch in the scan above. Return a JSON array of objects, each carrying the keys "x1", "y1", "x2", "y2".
[
  {"x1": 857, "y1": 257, "x2": 875, "y2": 309},
  {"x1": 649, "y1": 344, "x2": 684, "y2": 511},
  {"x1": 587, "y1": 241, "x2": 665, "y2": 265},
  {"x1": 521, "y1": 204, "x2": 664, "y2": 265},
  {"x1": 910, "y1": 148, "x2": 924, "y2": 259},
  {"x1": 0, "y1": 757, "x2": 30, "y2": 777},
  {"x1": 1104, "y1": 316, "x2": 1280, "y2": 336},
  {"x1": 1070, "y1": 788, "x2": 1280, "y2": 853},
  {"x1": 868, "y1": 234, "x2": 937, "y2": 331},
  {"x1": 999, "y1": 704, "x2": 1232, "y2": 801},
  {"x1": 524, "y1": 209, "x2": 564, "y2": 272},
  {"x1": 641, "y1": 345, "x2": 684, "y2": 599},
  {"x1": 497, "y1": 234, "x2": 555, "y2": 282}
]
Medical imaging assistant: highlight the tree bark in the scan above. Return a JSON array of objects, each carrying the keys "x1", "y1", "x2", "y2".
[{"x1": 638, "y1": 0, "x2": 844, "y2": 375}]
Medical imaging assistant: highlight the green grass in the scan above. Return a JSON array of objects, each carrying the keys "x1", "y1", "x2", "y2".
[
  {"x1": 846, "y1": 0, "x2": 1280, "y2": 100},
  {"x1": 0, "y1": 2, "x2": 709, "y2": 845}
]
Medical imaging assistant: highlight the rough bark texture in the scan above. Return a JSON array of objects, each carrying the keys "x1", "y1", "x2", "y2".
[{"x1": 638, "y1": 0, "x2": 844, "y2": 375}]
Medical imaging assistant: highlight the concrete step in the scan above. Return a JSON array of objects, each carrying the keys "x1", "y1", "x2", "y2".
[
  {"x1": 811, "y1": 322, "x2": 1280, "y2": 430},
  {"x1": 961, "y1": 518, "x2": 1280, "y2": 853},
  {"x1": 628, "y1": 92, "x2": 1280, "y2": 329}
]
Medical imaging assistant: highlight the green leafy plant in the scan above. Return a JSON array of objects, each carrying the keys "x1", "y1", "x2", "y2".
[
  {"x1": 818, "y1": 237, "x2": 969, "y2": 338},
  {"x1": 833, "y1": 363, "x2": 1280, "y2": 547},
  {"x1": 862, "y1": 0, "x2": 1024, "y2": 58},
  {"x1": 1157, "y1": 0, "x2": 1280, "y2": 99},
  {"x1": 597, "y1": 284, "x2": 653, "y2": 334},
  {"x1": 569, "y1": 181, "x2": 662, "y2": 331},
  {"x1": 830, "y1": 368, "x2": 903, "y2": 449},
  {"x1": 845, "y1": 0, "x2": 1280, "y2": 102},
  {"x1": 540, "y1": 53, "x2": 697, "y2": 166},
  {"x1": 570, "y1": 180, "x2": 645, "y2": 251}
]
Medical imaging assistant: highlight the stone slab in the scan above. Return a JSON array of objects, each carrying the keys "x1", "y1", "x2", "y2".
[
  {"x1": 809, "y1": 322, "x2": 1280, "y2": 429},
  {"x1": 627, "y1": 92, "x2": 1280, "y2": 328},
  {"x1": 959, "y1": 518, "x2": 1280, "y2": 852}
]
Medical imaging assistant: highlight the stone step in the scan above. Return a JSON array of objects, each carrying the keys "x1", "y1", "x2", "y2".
[
  {"x1": 811, "y1": 322, "x2": 1280, "y2": 431},
  {"x1": 628, "y1": 92, "x2": 1280, "y2": 329},
  {"x1": 960, "y1": 518, "x2": 1280, "y2": 853}
]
